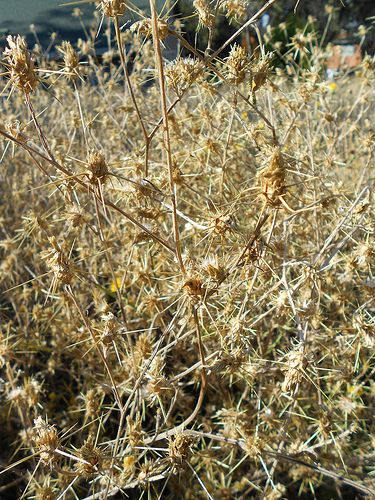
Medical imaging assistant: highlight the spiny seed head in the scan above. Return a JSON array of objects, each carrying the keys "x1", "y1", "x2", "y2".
[
  {"x1": 193, "y1": 0, "x2": 214, "y2": 30},
  {"x1": 130, "y1": 19, "x2": 169, "y2": 40},
  {"x1": 221, "y1": 0, "x2": 248, "y2": 22},
  {"x1": 23, "y1": 377, "x2": 43, "y2": 408},
  {"x1": 146, "y1": 375, "x2": 173, "y2": 403},
  {"x1": 225, "y1": 44, "x2": 250, "y2": 86},
  {"x1": 172, "y1": 164, "x2": 184, "y2": 184},
  {"x1": 65, "y1": 204, "x2": 84, "y2": 230},
  {"x1": 100, "y1": 312, "x2": 119, "y2": 347},
  {"x1": 181, "y1": 274, "x2": 205, "y2": 303},
  {"x1": 74, "y1": 435, "x2": 103, "y2": 477},
  {"x1": 35, "y1": 485, "x2": 55, "y2": 500},
  {"x1": 290, "y1": 30, "x2": 309, "y2": 52},
  {"x1": 301, "y1": 264, "x2": 323, "y2": 287},
  {"x1": 250, "y1": 52, "x2": 274, "y2": 95},
  {"x1": 257, "y1": 146, "x2": 286, "y2": 206},
  {"x1": 97, "y1": 0, "x2": 126, "y2": 18},
  {"x1": 317, "y1": 406, "x2": 333, "y2": 436},
  {"x1": 360, "y1": 54, "x2": 375, "y2": 73},
  {"x1": 32, "y1": 416, "x2": 61, "y2": 468},
  {"x1": 245, "y1": 434, "x2": 263, "y2": 459},
  {"x1": 353, "y1": 314, "x2": 375, "y2": 347},
  {"x1": 86, "y1": 149, "x2": 109, "y2": 184},
  {"x1": 273, "y1": 290, "x2": 289, "y2": 316},
  {"x1": 56, "y1": 41, "x2": 80, "y2": 80},
  {"x1": 200, "y1": 256, "x2": 228, "y2": 284},
  {"x1": 168, "y1": 433, "x2": 194, "y2": 473},
  {"x1": 42, "y1": 236, "x2": 74, "y2": 285},
  {"x1": 182, "y1": 249, "x2": 198, "y2": 273},
  {"x1": 354, "y1": 243, "x2": 375, "y2": 267},
  {"x1": 81, "y1": 389, "x2": 102, "y2": 419},
  {"x1": 281, "y1": 348, "x2": 308, "y2": 393},
  {"x1": 126, "y1": 415, "x2": 145, "y2": 449},
  {"x1": 325, "y1": 4, "x2": 335, "y2": 14},
  {"x1": 207, "y1": 209, "x2": 240, "y2": 237},
  {"x1": 165, "y1": 57, "x2": 205, "y2": 96},
  {"x1": 3, "y1": 35, "x2": 38, "y2": 94},
  {"x1": 135, "y1": 331, "x2": 153, "y2": 359}
]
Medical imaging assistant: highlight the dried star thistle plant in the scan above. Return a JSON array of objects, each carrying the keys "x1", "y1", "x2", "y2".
[{"x1": 2, "y1": 2, "x2": 375, "y2": 500}]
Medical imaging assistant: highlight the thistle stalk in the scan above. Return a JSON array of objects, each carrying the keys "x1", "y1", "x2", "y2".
[{"x1": 149, "y1": 0, "x2": 186, "y2": 277}]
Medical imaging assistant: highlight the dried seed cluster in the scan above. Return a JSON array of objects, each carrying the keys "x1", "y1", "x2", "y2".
[
  {"x1": 1, "y1": 6, "x2": 375, "y2": 500},
  {"x1": 57, "y1": 41, "x2": 80, "y2": 80},
  {"x1": 3, "y1": 35, "x2": 38, "y2": 94},
  {"x1": 98, "y1": 0, "x2": 127, "y2": 18},
  {"x1": 130, "y1": 18, "x2": 169, "y2": 40},
  {"x1": 41, "y1": 236, "x2": 74, "y2": 285}
]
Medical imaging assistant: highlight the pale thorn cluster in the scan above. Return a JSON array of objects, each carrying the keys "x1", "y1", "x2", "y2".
[
  {"x1": 281, "y1": 349, "x2": 308, "y2": 394},
  {"x1": 32, "y1": 416, "x2": 61, "y2": 468},
  {"x1": 41, "y1": 236, "x2": 74, "y2": 285},
  {"x1": 3, "y1": 35, "x2": 38, "y2": 94},
  {"x1": 165, "y1": 57, "x2": 205, "y2": 96},
  {"x1": 220, "y1": 0, "x2": 248, "y2": 21},
  {"x1": 86, "y1": 149, "x2": 109, "y2": 184},
  {"x1": 97, "y1": 0, "x2": 127, "y2": 18},
  {"x1": 130, "y1": 18, "x2": 170, "y2": 40},
  {"x1": 225, "y1": 44, "x2": 250, "y2": 86},
  {"x1": 193, "y1": 0, "x2": 215, "y2": 30},
  {"x1": 57, "y1": 41, "x2": 80, "y2": 80}
]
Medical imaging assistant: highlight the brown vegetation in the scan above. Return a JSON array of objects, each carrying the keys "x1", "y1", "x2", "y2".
[{"x1": 1, "y1": 1, "x2": 375, "y2": 499}]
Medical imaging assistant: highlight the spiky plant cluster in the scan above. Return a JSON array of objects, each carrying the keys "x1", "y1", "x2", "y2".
[
  {"x1": 98, "y1": 0, "x2": 127, "y2": 18},
  {"x1": 165, "y1": 56, "x2": 205, "y2": 96},
  {"x1": 56, "y1": 41, "x2": 80, "y2": 81},
  {"x1": 130, "y1": 18, "x2": 170, "y2": 40},
  {"x1": 1, "y1": 5, "x2": 375, "y2": 500},
  {"x1": 3, "y1": 35, "x2": 38, "y2": 94},
  {"x1": 193, "y1": 0, "x2": 215, "y2": 31}
]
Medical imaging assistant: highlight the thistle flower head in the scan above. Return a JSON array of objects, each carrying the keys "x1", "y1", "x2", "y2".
[
  {"x1": 3, "y1": 35, "x2": 38, "y2": 94},
  {"x1": 193, "y1": 0, "x2": 214, "y2": 30},
  {"x1": 41, "y1": 236, "x2": 74, "y2": 285},
  {"x1": 165, "y1": 57, "x2": 205, "y2": 96},
  {"x1": 74, "y1": 435, "x2": 103, "y2": 478},
  {"x1": 168, "y1": 433, "x2": 194, "y2": 473},
  {"x1": 130, "y1": 18, "x2": 169, "y2": 40},
  {"x1": 56, "y1": 41, "x2": 80, "y2": 80},
  {"x1": 225, "y1": 44, "x2": 250, "y2": 86},
  {"x1": 97, "y1": 0, "x2": 126, "y2": 18},
  {"x1": 86, "y1": 149, "x2": 109, "y2": 185},
  {"x1": 256, "y1": 146, "x2": 286, "y2": 206},
  {"x1": 32, "y1": 416, "x2": 61, "y2": 468}
]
